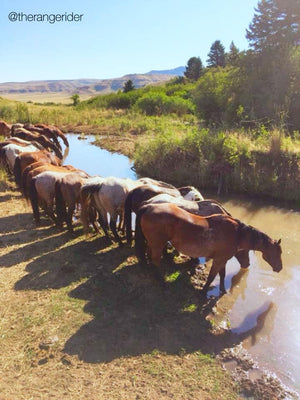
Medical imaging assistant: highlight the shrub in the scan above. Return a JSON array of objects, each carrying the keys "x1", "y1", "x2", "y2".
[{"x1": 135, "y1": 93, "x2": 193, "y2": 116}]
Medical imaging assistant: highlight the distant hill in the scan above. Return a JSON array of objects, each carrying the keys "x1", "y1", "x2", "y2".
[
  {"x1": 0, "y1": 70, "x2": 182, "y2": 103},
  {"x1": 147, "y1": 66, "x2": 185, "y2": 76}
]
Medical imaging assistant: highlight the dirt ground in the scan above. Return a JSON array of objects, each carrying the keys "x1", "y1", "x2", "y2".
[{"x1": 0, "y1": 177, "x2": 296, "y2": 400}]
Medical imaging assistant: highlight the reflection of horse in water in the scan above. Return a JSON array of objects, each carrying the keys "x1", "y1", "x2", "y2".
[
  {"x1": 135, "y1": 203, "x2": 282, "y2": 296},
  {"x1": 234, "y1": 302, "x2": 276, "y2": 346}
]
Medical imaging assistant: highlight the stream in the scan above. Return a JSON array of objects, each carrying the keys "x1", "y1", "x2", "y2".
[{"x1": 64, "y1": 133, "x2": 300, "y2": 395}]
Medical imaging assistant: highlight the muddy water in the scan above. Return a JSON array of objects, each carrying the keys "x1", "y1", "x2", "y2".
[{"x1": 64, "y1": 134, "x2": 300, "y2": 394}]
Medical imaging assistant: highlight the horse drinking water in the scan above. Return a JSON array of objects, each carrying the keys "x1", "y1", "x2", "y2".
[{"x1": 135, "y1": 203, "x2": 282, "y2": 295}]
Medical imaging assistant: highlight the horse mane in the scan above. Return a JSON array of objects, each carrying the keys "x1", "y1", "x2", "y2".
[{"x1": 237, "y1": 220, "x2": 271, "y2": 248}]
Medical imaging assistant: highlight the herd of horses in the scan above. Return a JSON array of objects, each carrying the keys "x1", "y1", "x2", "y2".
[{"x1": 0, "y1": 119, "x2": 283, "y2": 296}]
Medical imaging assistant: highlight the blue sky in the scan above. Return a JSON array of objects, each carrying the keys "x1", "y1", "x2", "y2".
[{"x1": 1, "y1": 0, "x2": 259, "y2": 82}]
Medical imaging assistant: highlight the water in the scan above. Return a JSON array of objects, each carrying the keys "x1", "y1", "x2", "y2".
[
  {"x1": 64, "y1": 133, "x2": 300, "y2": 393},
  {"x1": 63, "y1": 133, "x2": 136, "y2": 179}
]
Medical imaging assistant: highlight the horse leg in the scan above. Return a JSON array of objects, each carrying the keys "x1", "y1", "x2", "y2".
[
  {"x1": 98, "y1": 212, "x2": 111, "y2": 241},
  {"x1": 235, "y1": 250, "x2": 250, "y2": 269},
  {"x1": 219, "y1": 266, "x2": 226, "y2": 294},
  {"x1": 201, "y1": 259, "x2": 226, "y2": 295},
  {"x1": 46, "y1": 202, "x2": 59, "y2": 226},
  {"x1": 66, "y1": 204, "x2": 75, "y2": 233},
  {"x1": 149, "y1": 243, "x2": 166, "y2": 287},
  {"x1": 110, "y1": 217, "x2": 122, "y2": 246}
]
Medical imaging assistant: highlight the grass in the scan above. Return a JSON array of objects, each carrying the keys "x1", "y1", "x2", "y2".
[{"x1": 0, "y1": 176, "x2": 244, "y2": 400}]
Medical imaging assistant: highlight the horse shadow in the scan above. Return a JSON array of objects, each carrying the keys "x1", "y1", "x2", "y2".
[
  {"x1": 14, "y1": 234, "x2": 132, "y2": 291},
  {"x1": 63, "y1": 256, "x2": 273, "y2": 364},
  {"x1": 0, "y1": 222, "x2": 73, "y2": 268}
]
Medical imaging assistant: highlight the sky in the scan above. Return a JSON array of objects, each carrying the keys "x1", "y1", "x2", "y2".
[{"x1": 0, "y1": 0, "x2": 259, "y2": 82}]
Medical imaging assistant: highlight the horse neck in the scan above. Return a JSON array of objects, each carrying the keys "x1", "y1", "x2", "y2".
[{"x1": 238, "y1": 222, "x2": 270, "y2": 252}]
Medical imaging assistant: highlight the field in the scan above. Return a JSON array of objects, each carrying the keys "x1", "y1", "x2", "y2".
[
  {"x1": 0, "y1": 92, "x2": 93, "y2": 104},
  {"x1": 0, "y1": 175, "x2": 242, "y2": 400}
]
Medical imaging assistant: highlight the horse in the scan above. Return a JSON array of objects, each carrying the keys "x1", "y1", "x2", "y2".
[
  {"x1": 80, "y1": 177, "x2": 140, "y2": 245},
  {"x1": 137, "y1": 177, "x2": 177, "y2": 189},
  {"x1": 13, "y1": 150, "x2": 62, "y2": 187},
  {"x1": 28, "y1": 168, "x2": 88, "y2": 225},
  {"x1": 23, "y1": 123, "x2": 62, "y2": 151},
  {"x1": 80, "y1": 176, "x2": 106, "y2": 233},
  {"x1": 22, "y1": 163, "x2": 80, "y2": 199},
  {"x1": 54, "y1": 173, "x2": 90, "y2": 232},
  {"x1": 34, "y1": 123, "x2": 69, "y2": 148},
  {"x1": 0, "y1": 120, "x2": 11, "y2": 137},
  {"x1": 134, "y1": 203, "x2": 282, "y2": 295},
  {"x1": 11, "y1": 127, "x2": 63, "y2": 159},
  {"x1": 125, "y1": 184, "x2": 201, "y2": 245},
  {"x1": 140, "y1": 194, "x2": 250, "y2": 269},
  {"x1": 28, "y1": 170, "x2": 72, "y2": 225},
  {"x1": 0, "y1": 143, "x2": 40, "y2": 172}
]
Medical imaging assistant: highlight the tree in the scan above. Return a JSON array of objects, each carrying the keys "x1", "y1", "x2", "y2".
[
  {"x1": 71, "y1": 94, "x2": 80, "y2": 106},
  {"x1": 184, "y1": 57, "x2": 203, "y2": 81},
  {"x1": 244, "y1": 0, "x2": 300, "y2": 129},
  {"x1": 227, "y1": 41, "x2": 240, "y2": 66},
  {"x1": 246, "y1": 0, "x2": 300, "y2": 52},
  {"x1": 123, "y1": 79, "x2": 135, "y2": 93},
  {"x1": 207, "y1": 40, "x2": 226, "y2": 68}
]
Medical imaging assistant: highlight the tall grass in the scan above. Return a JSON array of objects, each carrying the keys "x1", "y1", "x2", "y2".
[{"x1": 134, "y1": 128, "x2": 300, "y2": 203}]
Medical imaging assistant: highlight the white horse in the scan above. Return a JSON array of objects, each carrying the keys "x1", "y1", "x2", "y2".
[
  {"x1": 1, "y1": 143, "x2": 41, "y2": 172},
  {"x1": 80, "y1": 176, "x2": 140, "y2": 244}
]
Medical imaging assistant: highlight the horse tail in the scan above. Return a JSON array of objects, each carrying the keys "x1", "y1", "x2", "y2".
[
  {"x1": 54, "y1": 180, "x2": 67, "y2": 226},
  {"x1": 28, "y1": 177, "x2": 40, "y2": 223},
  {"x1": 124, "y1": 190, "x2": 134, "y2": 245},
  {"x1": 134, "y1": 206, "x2": 148, "y2": 265},
  {"x1": 0, "y1": 147, "x2": 9, "y2": 172},
  {"x1": 13, "y1": 156, "x2": 22, "y2": 187},
  {"x1": 80, "y1": 184, "x2": 101, "y2": 232}
]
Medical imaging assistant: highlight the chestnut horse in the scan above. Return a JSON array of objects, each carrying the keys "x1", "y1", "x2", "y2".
[
  {"x1": 125, "y1": 184, "x2": 197, "y2": 245},
  {"x1": 13, "y1": 150, "x2": 61, "y2": 187},
  {"x1": 135, "y1": 203, "x2": 282, "y2": 295}
]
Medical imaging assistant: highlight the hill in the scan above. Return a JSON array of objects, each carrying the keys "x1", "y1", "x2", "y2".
[{"x1": 0, "y1": 71, "x2": 180, "y2": 103}]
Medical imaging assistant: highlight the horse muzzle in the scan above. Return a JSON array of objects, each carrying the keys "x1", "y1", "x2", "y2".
[{"x1": 273, "y1": 264, "x2": 283, "y2": 273}]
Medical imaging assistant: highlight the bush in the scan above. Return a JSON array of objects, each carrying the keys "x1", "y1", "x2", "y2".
[{"x1": 135, "y1": 93, "x2": 193, "y2": 116}]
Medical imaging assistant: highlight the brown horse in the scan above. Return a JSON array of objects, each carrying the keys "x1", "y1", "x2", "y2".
[
  {"x1": 54, "y1": 173, "x2": 89, "y2": 232},
  {"x1": 135, "y1": 203, "x2": 282, "y2": 295},
  {"x1": 13, "y1": 150, "x2": 61, "y2": 187},
  {"x1": 0, "y1": 120, "x2": 11, "y2": 137},
  {"x1": 12, "y1": 127, "x2": 63, "y2": 159},
  {"x1": 140, "y1": 194, "x2": 250, "y2": 269},
  {"x1": 34, "y1": 123, "x2": 69, "y2": 148},
  {"x1": 22, "y1": 163, "x2": 77, "y2": 199}
]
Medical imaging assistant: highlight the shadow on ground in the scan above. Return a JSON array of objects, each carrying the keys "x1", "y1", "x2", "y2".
[{"x1": 7, "y1": 211, "x2": 272, "y2": 366}]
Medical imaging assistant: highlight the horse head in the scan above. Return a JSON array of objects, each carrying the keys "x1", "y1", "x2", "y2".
[{"x1": 262, "y1": 238, "x2": 282, "y2": 272}]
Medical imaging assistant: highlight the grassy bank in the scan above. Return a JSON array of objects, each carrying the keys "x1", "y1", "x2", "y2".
[
  {"x1": 1, "y1": 96, "x2": 299, "y2": 205},
  {"x1": 0, "y1": 178, "x2": 242, "y2": 400},
  {"x1": 134, "y1": 128, "x2": 300, "y2": 205}
]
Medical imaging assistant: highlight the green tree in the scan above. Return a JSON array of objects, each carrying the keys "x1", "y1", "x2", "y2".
[
  {"x1": 207, "y1": 40, "x2": 226, "y2": 68},
  {"x1": 246, "y1": 0, "x2": 300, "y2": 52},
  {"x1": 184, "y1": 57, "x2": 203, "y2": 81},
  {"x1": 193, "y1": 67, "x2": 240, "y2": 125},
  {"x1": 123, "y1": 79, "x2": 135, "y2": 93},
  {"x1": 71, "y1": 93, "x2": 80, "y2": 106},
  {"x1": 227, "y1": 41, "x2": 240, "y2": 66},
  {"x1": 244, "y1": 0, "x2": 300, "y2": 128}
]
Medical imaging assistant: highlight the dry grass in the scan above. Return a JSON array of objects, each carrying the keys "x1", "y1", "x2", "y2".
[{"x1": 0, "y1": 176, "x2": 244, "y2": 400}]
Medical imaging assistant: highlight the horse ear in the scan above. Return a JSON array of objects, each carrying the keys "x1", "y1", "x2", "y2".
[{"x1": 277, "y1": 239, "x2": 281, "y2": 245}]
